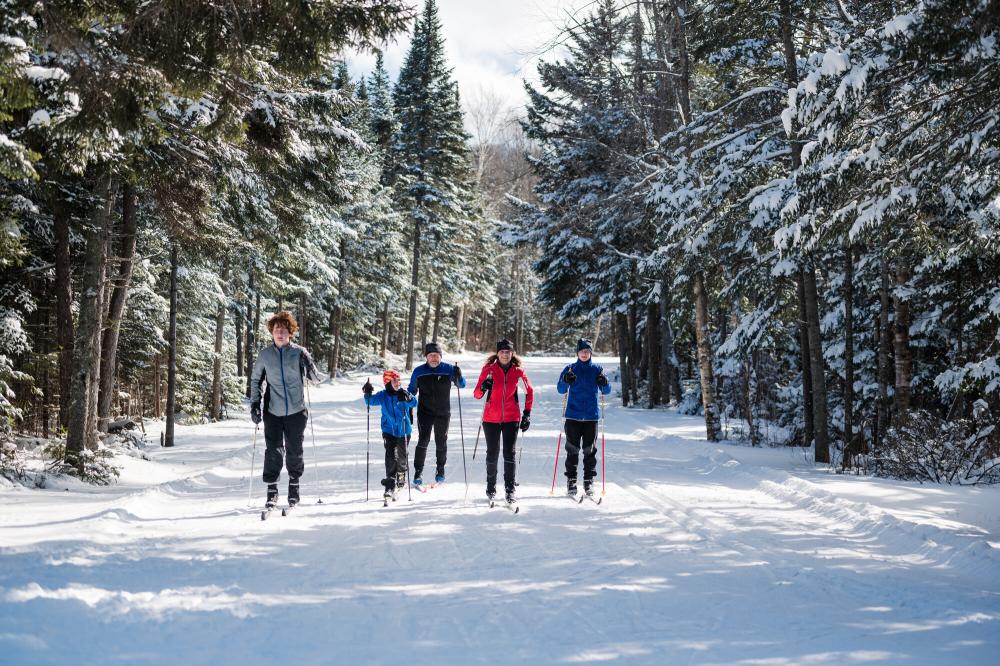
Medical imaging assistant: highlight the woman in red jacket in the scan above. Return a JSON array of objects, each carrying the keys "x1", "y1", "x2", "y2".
[{"x1": 473, "y1": 338, "x2": 534, "y2": 507}]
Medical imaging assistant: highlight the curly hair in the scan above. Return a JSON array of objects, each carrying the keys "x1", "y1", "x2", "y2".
[{"x1": 266, "y1": 310, "x2": 299, "y2": 335}]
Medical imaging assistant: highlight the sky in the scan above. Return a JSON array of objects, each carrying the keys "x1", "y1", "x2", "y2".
[{"x1": 348, "y1": 0, "x2": 592, "y2": 125}]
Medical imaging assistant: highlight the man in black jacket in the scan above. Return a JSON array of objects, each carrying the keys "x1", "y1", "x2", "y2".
[{"x1": 406, "y1": 342, "x2": 466, "y2": 485}]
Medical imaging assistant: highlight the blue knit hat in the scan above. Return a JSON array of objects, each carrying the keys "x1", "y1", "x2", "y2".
[{"x1": 576, "y1": 338, "x2": 593, "y2": 352}]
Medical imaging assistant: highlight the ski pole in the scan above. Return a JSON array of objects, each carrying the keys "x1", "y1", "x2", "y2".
[
  {"x1": 365, "y1": 378, "x2": 371, "y2": 502},
  {"x1": 549, "y1": 389, "x2": 570, "y2": 495},
  {"x1": 600, "y1": 392, "x2": 607, "y2": 496},
  {"x1": 405, "y1": 434, "x2": 412, "y2": 502},
  {"x1": 456, "y1": 366, "x2": 469, "y2": 499},
  {"x1": 247, "y1": 424, "x2": 259, "y2": 507},
  {"x1": 306, "y1": 382, "x2": 323, "y2": 504},
  {"x1": 472, "y1": 392, "x2": 489, "y2": 460}
]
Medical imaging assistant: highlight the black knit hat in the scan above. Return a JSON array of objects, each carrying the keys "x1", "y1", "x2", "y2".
[
  {"x1": 576, "y1": 338, "x2": 593, "y2": 352},
  {"x1": 496, "y1": 338, "x2": 514, "y2": 352},
  {"x1": 424, "y1": 342, "x2": 443, "y2": 356}
]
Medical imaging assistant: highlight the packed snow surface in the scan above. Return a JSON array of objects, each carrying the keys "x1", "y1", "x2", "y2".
[{"x1": 1, "y1": 355, "x2": 997, "y2": 664}]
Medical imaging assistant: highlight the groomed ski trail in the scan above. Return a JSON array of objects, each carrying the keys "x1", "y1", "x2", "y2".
[{"x1": 1, "y1": 355, "x2": 997, "y2": 665}]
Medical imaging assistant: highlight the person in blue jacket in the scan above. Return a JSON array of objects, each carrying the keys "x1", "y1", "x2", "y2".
[
  {"x1": 557, "y1": 338, "x2": 612, "y2": 497},
  {"x1": 407, "y1": 342, "x2": 466, "y2": 485},
  {"x1": 363, "y1": 369, "x2": 418, "y2": 501}
]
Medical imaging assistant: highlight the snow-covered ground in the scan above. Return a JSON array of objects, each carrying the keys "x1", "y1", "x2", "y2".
[{"x1": 2, "y1": 355, "x2": 998, "y2": 665}]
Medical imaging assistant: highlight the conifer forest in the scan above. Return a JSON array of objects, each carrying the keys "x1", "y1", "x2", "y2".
[{"x1": 1, "y1": 0, "x2": 998, "y2": 482}]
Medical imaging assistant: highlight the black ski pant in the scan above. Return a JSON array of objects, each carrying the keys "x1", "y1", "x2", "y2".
[
  {"x1": 382, "y1": 434, "x2": 408, "y2": 491},
  {"x1": 263, "y1": 409, "x2": 307, "y2": 486},
  {"x1": 564, "y1": 419, "x2": 598, "y2": 482},
  {"x1": 483, "y1": 421, "x2": 519, "y2": 494},
  {"x1": 414, "y1": 411, "x2": 449, "y2": 478}
]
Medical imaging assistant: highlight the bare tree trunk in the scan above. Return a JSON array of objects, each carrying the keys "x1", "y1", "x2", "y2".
[
  {"x1": 617, "y1": 311, "x2": 631, "y2": 407},
  {"x1": 660, "y1": 278, "x2": 680, "y2": 403},
  {"x1": 803, "y1": 265, "x2": 830, "y2": 462},
  {"x1": 420, "y1": 297, "x2": 432, "y2": 349},
  {"x1": 211, "y1": 264, "x2": 229, "y2": 421},
  {"x1": 893, "y1": 263, "x2": 913, "y2": 416},
  {"x1": 66, "y1": 174, "x2": 113, "y2": 465},
  {"x1": 693, "y1": 271, "x2": 720, "y2": 440},
  {"x1": 628, "y1": 299, "x2": 640, "y2": 404},
  {"x1": 153, "y1": 355, "x2": 161, "y2": 419},
  {"x1": 54, "y1": 202, "x2": 74, "y2": 430},
  {"x1": 431, "y1": 289, "x2": 443, "y2": 342},
  {"x1": 164, "y1": 244, "x2": 179, "y2": 447},
  {"x1": 244, "y1": 270, "x2": 256, "y2": 397},
  {"x1": 875, "y1": 259, "x2": 891, "y2": 449},
  {"x1": 781, "y1": 0, "x2": 828, "y2": 461},
  {"x1": 592, "y1": 313, "x2": 603, "y2": 350},
  {"x1": 797, "y1": 272, "x2": 814, "y2": 447},
  {"x1": 332, "y1": 306, "x2": 344, "y2": 377},
  {"x1": 646, "y1": 300, "x2": 662, "y2": 407},
  {"x1": 380, "y1": 297, "x2": 390, "y2": 358},
  {"x1": 405, "y1": 220, "x2": 421, "y2": 370},
  {"x1": 235, "y1": 296, "x2": 243, "y2": 379},
  {"x1": 299, "y1": 292, "x2": 307, "y2": 348},
  {"x1": 843, "y1": 242, "x2": 856, "y2": 451},
  {"x1": 98, "y1": 183, "x2": 139, "y2": 432}
]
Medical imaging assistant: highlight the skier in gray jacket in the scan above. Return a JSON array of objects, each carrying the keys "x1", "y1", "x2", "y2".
[{"x1": 250, "y1": 310, "x2": 320, "y2": 508}]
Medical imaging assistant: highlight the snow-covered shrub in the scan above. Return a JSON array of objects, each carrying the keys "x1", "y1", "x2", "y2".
[
  {"x1": 43, "y1": 442, "x2": 121, "y2": 486},
  {"x1": 0, "y1": 440, "x2": 25, "y2": 480},
  {"x1": 873, "y1": 402, "x2": 1000, "y2": 485}
]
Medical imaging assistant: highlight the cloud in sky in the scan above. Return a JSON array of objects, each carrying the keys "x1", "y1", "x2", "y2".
[{"x1": 347, "y1": 0, "x2": 590, "y2": 121}]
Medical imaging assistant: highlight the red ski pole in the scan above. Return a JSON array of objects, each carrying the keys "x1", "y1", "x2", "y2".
[
  {"x1": 600, "y1": 392, "x2": 607, "y2": 497},
  {"x1": 549, "y1": 390, "x2": 570, "y2": 495}
]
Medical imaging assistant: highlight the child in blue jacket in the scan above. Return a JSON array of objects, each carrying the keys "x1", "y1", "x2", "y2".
[
  {"x1": 363, "y1": 369, "x2": 418, "y2": 500},
  {"x1": 557, "y1": 338, "x2": 612, "y2": 496}
]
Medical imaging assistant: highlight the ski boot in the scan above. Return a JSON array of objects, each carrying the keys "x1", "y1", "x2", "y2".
[
  {"x1": 567, "y1": 478, "x2": 578, "y2": 498},
  {"x1": 583, "y1": 480, "x2": 594, "y2": 497},
  {"x1": 486, "y1": 489, "x2": 496, "y2": 506},
  {"x1": 505, "y1": 489, "x2": 516, "y2": 505},
  {"x1": 434, "y1": 473, "x2": 445, "y2": 484},
  {"x1": 413, "y1": 476, "x2": 423, "y2": 487},
  {"x1": 266, "y1": 484, "x2": 279, "y2": 509},
  {"x1": 288, "y1": 480, "x2": 300, "y2": 507}
]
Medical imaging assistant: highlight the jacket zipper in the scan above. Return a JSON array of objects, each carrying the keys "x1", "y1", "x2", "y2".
[{"x1": 279, "y1": 346, "x2": 289, "y2": 416}]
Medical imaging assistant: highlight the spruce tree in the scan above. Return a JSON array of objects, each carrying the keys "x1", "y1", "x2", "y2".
[{"x1": 392, "y1": 0, "x2": 477, "y2": 369}]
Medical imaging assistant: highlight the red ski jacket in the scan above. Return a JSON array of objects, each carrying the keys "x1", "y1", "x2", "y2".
[{"x1": 473, "y1": 362, "x2": 534, "y2": 424}]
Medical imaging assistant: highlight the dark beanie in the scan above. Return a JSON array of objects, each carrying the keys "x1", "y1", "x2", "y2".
[
  {"x1": 576, "y1": 338, "x2": 593, "y2": 352},
  {"x1": 496, "y1": 338, "x2": 514, "y2": 352},
  {"x1": 424, "y1": 342, "x2": 443, "y2": 356}
]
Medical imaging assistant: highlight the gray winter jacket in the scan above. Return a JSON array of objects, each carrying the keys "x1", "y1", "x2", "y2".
[{"x1": 250, "y1": 343, "x2": 319, "y2": 417}]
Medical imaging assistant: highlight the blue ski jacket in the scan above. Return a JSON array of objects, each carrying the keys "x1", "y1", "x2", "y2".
[
  {"x1": 365, "y1": 388, "x2": 418, "y2": 438},
  {"x1": 557, "y1": 359, "x2": 612, "y2": 421}
]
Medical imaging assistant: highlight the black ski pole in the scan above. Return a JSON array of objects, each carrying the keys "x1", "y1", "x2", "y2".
[
  {"x1": 405, "y1": 434, "x2": 412, "y2": 502},
  {"x1": 365, "y1": 378, "x2": 371, "y2": 502},
  {"x1": 305, "y1": 382, "x2": 323, "y2": 504},
  {"x1": 472, "y1": 394, "x2": 489, "y2": 460}
]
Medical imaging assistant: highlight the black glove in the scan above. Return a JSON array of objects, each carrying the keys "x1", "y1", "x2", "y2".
[
  {"x1": 596, "y1": 373, "x2": 608, "y2": 388},
  {"x1": 563, "y1": 369, "x2": 576, "y2": 385},
  {"x1": 300, "y1": 350, "x2": 318, "y2": 382},
  {"x1": 398, "y1": 389, "x2": 412, "y2": 402},
  {"x1": 452, "y1": 364, "x2": 463, "y2": 386},
  {"x1": 250, "y1": 403, "x2": 262, "y2": 424},
  {"x1": 362, "y1": 380, "x2": 374, "y2": 396},
  {"x1": 519, "y1": 409, "x2": 531, "y2": 432},
  {"x1": 480, "y1": 376, "x2": 494, "y2": 393}
]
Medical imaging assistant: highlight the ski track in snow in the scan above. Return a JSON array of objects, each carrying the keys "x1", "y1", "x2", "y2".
[{"x1": 1, "y1": 355, "x2": 998, "y2": 665}]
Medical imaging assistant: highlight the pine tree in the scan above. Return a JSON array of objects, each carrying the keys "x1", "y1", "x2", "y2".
[{"x1": 392, "y1": 0, "x2": 478, "y2": 368}]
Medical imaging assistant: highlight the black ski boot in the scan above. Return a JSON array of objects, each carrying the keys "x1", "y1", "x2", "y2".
[
  {"x1": 486, "y1": 488, "x2": 496, "y2": 506},
  {"x1": 505, "y1": 489, "x2": 516, "y2": 505},
  {"x1": 288, "y1": 480, "x2": 300, "y2": 507},
  {"x1": 567, "y1": 478, "x2": 578, "y2": 497},
  {"x1": 266, "y1": 484, "x2": 279, "y2": 509},
  {"x1": 583, "y1": 480, "x2": 594, "y2": 497}
]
